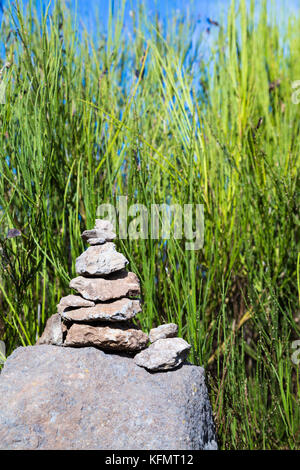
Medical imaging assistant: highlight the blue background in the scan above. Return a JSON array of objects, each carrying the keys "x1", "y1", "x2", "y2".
[{"x1": 0, "y1": 1, "x2": 299, "y2": 29}]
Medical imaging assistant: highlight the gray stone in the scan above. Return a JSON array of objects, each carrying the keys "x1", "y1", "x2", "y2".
[
  {"x1": 57, "y1": 295, "x2": 95, "y2": 314},
  {"x1": 36, "y1": 314, "x2": 64, "y2": 346},
  {"x1": 81, "y1": 220, "x2": 116, "y2": 243},
  {"x1": 94, "y1": 219, "x2": 114, "y2": 231},
  {"x1": 69, "y1": 271, "x2": 140, "y2": 301},
  {"x1": 149, "y1": 323, "x2": 178, "y2": 343},
  {"x1": 61, "y1": 298, "x2": 142, "y2": 322},
  {"x1": 0, "y1": 345, "x2": 218, "y2": 450},
  {"x1": 87, "y1": 238, "x2": 106, "y2": 245},
  {"x1": 134, "y1": 337, "x2": 191, "y2": 371},
  {"x1": 64, "y1": 323, "x2": 149, "y2": 352},
  {"x1": 75, "y1": 243, "x2": 128, "y2": 276}
]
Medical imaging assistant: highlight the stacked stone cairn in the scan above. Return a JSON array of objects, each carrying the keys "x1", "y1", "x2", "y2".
[{"x1": 37, "y1": 219, "x2": 191, "y2": 371}]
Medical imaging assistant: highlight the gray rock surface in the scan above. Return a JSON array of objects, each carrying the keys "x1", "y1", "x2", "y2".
[
  {"x1": 61, "y1": 298, "x2": 142, "y2": 322},
  {"x1": 149, "y1": 323, "x2": 179, "y2": 343},
  {"x1": 134, "y1": 337, "x2": 191, "y2": 371},
  {"x1": 36, "y1": 314, "x2": 64, "y2": 346},
  {"x1": 87, "y1": 238, "x2": 105, "y2": 245},
  {"x1": 70, "y1": 271, "x2": 140, "y2": 301},
  {"x1": 0, "y1": 345, "x2": 218, "y2": 450},
  {"x1": 75, "y1": 243, "x2": 128, "y2": 276},
  {"x1": 64, "y1": 323, "x2": 149, "y2": 352}
]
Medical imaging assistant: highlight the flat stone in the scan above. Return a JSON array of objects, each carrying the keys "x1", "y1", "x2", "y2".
[
  {"x1": 81, "y1": 220, "x2": 116, "y2": 243},
  {"x1": 149, "y1": 323, "x2": 179, "y2": 343},
  {"x1": 64, "y1": 323, "x2": 149, "y2": 352},
  {"x1": 81, "y1": 229, "x2": 116, "y2": 242},
  {"x1": 75, "y1": 243, "x2": 128, "y2": 276},
  {"x1": 57, "y1": 295, "x2": 95, "y2": 314},
  {"x1": 87, "y1": 238, "x2": 106, "y2": 245},
  {"x1": 69, "y1": 271, "x2": 140, "y2": 301},
  {"x1": 36, "y1": 314, "x2": 63, "y2": 346},
  {"x1": 134, "y1": 337, "x2": 191, "y2": 371},
  {"x1": 61, "y1": 298, "x2": 142, "y2": 322},
  {"x1": 0, "y1": 345, "x2": 217, "y2": 449}
]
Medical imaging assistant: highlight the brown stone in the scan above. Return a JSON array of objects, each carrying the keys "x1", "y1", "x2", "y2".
[
  {"x1": 36, "y1": 314, "x2": 63, "y2": 346},
  {"x1": 61, "y1": 298, "x2": 142, "y2": 322},
  {"x1": 69, "y1": 271, "x2": 140, "y2": 301},
  {"x1": 75, "y1": 243, "x2": 128, "y2": 276},
  {"x1": 64, "y1": 323, "x2": 149, "y2": 352},
  {"x1": 57, "y1": 295, "x2": 95, "y2": 314}
]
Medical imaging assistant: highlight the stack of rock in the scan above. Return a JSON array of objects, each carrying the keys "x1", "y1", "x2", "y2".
[{"x1": 37, "y1": 219, "x2": 191, "y2": 371}]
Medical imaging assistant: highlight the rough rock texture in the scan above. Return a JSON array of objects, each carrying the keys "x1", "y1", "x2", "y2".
[
  {"x1": 64, "y1": 323, "x2": 149, "y2": 352},
  {"x1": 95, "y1": 219, "x2": 114, "y2": 231},
  {"x1": 61, "y1": 298, "x2": 142, "y2": 323},
  {"x1": 87, "y1": 238, "x2": 105, "y2": 245},
  {"x1": 36, "y1": 314, "x2": 64, "y2": 346},
  {"x1": 149, "y1": 323, "x2": 179, "y2": 343},
  {"x1": 57, "y1": 295, "x2": 95, "y2": 314},
  {"x1": 134, "y1": 337, "x2": 191, "y2": 371},
  {"x1": 82, "y1": 231, "x2": 110, "y2": 243},
  {"x1": 81, "y1": 220, "x2": 116, "y2": 243},
  {"x1": 75, "y1": 243, "x2": 128, "y2": 276},
  {"x1": 70, "y1": 271, "x2": 140, "y2": 301},
  {"x1": 0, "y1": 345, "x2": 218, "y2": 450}
]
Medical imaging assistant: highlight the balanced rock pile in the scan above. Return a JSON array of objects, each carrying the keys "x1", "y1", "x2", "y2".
[
  {"x1": 0, "y1": 218, "x2": 218, "y2": 450},
  {"x1": 38, "y1": 219, "x2": 191, "y2": 371}
]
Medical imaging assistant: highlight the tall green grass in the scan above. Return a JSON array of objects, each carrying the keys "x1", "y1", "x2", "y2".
[{"x1": 0, "y1": 0, "x2": 299, "y2": 449}]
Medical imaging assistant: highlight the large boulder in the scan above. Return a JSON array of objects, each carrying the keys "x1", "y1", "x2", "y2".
[{"x1": 0, "y1": 345, "x2": 217, "y2": 450}]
